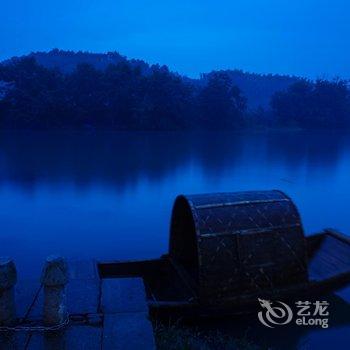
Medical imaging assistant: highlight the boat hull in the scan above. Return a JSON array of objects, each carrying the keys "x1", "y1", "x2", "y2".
[{"x1": 98, "y1": 229, "x2": 350, "y2": 317}]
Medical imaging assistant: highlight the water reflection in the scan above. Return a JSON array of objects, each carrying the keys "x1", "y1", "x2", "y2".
[
  {"x1": 1, "y1": 130, "x2": 350, "y2": 349},
  {"x1": 0, "y1": 131, "x2": 348, "y2": 189},
  {"x1": 0, "y1": 131, "x2": 245, "y2": 190},
  {"x1": 0, "y1": 130, "x2": 350, "y2": 273}
]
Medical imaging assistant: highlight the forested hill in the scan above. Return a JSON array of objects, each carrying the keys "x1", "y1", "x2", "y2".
[
  {"x1": 3, "y1": 49, "x2": 152, "y2": 76},
  {"x1": 3, "y1": 50, "x2": 298, "y2": 110},
  {"x1": 1, "y1": 50, "x2": 349, "y2": 130},
  {"x1": 203, "y1": 70, "x2": 299, "y2": 109}
]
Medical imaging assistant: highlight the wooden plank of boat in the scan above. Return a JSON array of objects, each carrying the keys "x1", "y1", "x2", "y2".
[
  {"x1": 201, "y1": 229, "x2": 350, "y2": 312},
  {"x1": 197, "y1": 230, "x2": 350, "y2": 308},
  {"x1": 98, "y1": 229, "x2": 350, "y2": 317},
  {"x1": 308, "y1": 230, "x2": 350, "y2": 289}
]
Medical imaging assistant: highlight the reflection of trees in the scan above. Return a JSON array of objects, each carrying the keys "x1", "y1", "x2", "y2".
[
  {"x1": 0, "y1": 132, "x2": 244, "y2": 191},
  {"x1": 265, "y1": 131, "x2": 350, "y2": 179},
  {"x1": 0, "y1": 131, "x2": 349, "y2": 191}
]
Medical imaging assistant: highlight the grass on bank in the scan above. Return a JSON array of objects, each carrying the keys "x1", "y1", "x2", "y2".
[{"x1": 154, "y1": 322, "x2": 263, "y2": 350}]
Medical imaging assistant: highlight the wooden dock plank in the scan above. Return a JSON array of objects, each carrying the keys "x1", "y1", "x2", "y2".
[
  {"x1": 26, "y1": 325, "x2": 102, "y2": 350},
  {"x1": 68, "y1": 260, "x2": 101, "y2": 315},
  {"x1": 69, "y1": 260, "x2": 98, "y2": 280},
  {"x1": 101, "y1": 277, "x2": 155, "y2": 349},
  {"x1": 0, "y1": 280, "x2": 40, "y2": 349},
  {"x1": 102, "y1": 313, "x2": 155, "y2": 350},
  {"x1": 1, "y1": 261, "x2": 156, "y2": 349},
  {"x1": 101, "y1": 278, "x2": 148, "y2": 314},
  {"x1": 27, "y1": 260, "x2": 100, "y2": 319},
  {"x1": 15, "y1": 279, "x2": 41, "y2": 320},
  {"x1": 67, "y1": 279, "x2": 100, "y2": 315},
  {"x1": 0, "y1": 333, "x2": 29, "y2": 350}
]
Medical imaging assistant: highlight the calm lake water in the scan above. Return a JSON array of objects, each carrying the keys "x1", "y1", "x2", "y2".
[{"x1": 1, "y1": 130, "x2": 350, "y2": 348}]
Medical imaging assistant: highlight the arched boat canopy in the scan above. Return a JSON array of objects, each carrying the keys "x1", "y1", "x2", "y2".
[{"x1": 169, "y1": 190, "x2": 308, "y2": 301}]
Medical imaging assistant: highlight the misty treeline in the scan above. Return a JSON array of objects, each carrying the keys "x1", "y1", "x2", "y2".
[{"x1": 0, "y1": 56, "x2": 349, "y2": 130}]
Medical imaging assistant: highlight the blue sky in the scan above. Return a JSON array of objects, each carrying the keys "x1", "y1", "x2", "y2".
[{"x1": 0, "y1": 0, "x2": 349, "y2": 78}]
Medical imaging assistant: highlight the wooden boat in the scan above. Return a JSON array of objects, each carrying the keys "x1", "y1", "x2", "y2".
[{"x1": 98, "y1": 190, "x2": 350, "y2": 317}]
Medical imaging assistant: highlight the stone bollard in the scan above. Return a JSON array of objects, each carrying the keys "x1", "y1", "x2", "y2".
[
  {"x1": 41, "y1": 255, "x2": 68, "y2": 326},
  {"x1": 0, "y1": 257, "x2": 17, "y2": 326}
]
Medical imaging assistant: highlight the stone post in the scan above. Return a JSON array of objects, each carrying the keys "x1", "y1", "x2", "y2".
[
  {"x1": 0, "y1": 257, "x2": 17, "y2": 326},
  {"x1": 41, "y1": 255, "x2": 68, "y2": 326}
]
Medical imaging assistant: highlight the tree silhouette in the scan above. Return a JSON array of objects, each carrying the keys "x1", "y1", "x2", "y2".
[
  {"x1": 198, "y1": 72, "x2": 246, "y2": 129},
  {"x1": 1, "y1": 53, "x2": 349, "y2": 130}
]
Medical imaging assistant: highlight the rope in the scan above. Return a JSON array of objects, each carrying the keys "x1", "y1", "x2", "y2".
[{"x1": 0, "y1": 317, "x2": 69, "y2": 332}]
